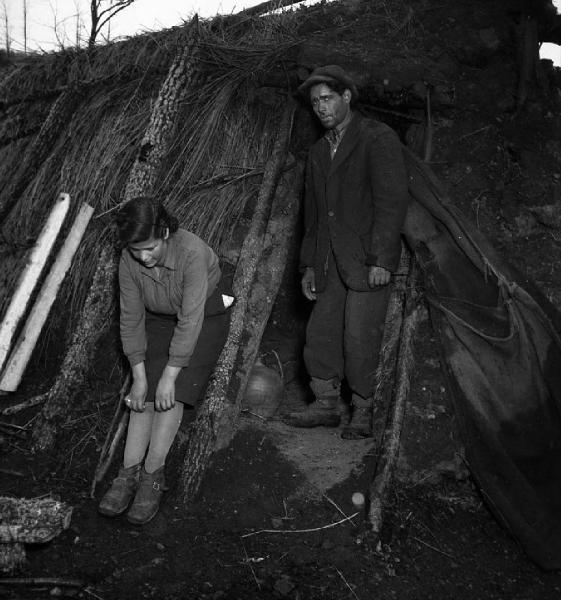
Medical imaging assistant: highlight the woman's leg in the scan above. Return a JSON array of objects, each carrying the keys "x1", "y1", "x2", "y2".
[
  {"x1": 98, "y1": 405, "x2": 155, "y2": 517},
  {"x1": 126, "y1": 403, "x2": 184, "y2": 525},
  {"x1": 123, "y1": 403, "x2": 155, "y2": 468},
  {"x1": 144, "y1": 402, "x2": 184, "y2": 473}
]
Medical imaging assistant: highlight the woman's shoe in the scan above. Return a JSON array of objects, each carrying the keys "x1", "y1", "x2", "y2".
[
  {"x1": 126, "y1": 466, "x2": 167, "y2": 525},
  {"x1": 98, "y1": 464, "x2": 141, "y2": 516}
]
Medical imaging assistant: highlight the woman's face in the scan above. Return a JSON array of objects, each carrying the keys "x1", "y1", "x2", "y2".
[{"x1": 127, "y1": 235, "x2": 167, "y2": 268}]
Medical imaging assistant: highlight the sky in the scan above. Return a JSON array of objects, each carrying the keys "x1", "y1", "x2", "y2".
[
  {"x1": 3, "y1": 0, "x2": 272, "y2": 52},
  {"x1": 3, "y1": 0, "x2": 561, "y2": 59}
]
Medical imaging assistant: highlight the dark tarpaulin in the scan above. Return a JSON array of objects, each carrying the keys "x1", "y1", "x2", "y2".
[{"x1": 401, "y1": 148, "x2": 561, "y2": 570}]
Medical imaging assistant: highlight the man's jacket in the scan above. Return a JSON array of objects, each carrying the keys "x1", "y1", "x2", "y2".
[{"x1": 300, "y1": 114, "x2": 409, "y2": 292}]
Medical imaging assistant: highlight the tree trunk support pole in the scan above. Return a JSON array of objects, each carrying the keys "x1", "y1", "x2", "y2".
[
  {"x1": 178, "y1": 102, "x2": 296, "y2": 504},
  {"x1": 368, "y1": 251, "x2": 421, "y2": 535}
]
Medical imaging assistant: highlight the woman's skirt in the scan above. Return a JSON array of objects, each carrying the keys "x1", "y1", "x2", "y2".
[{"x1": 144, "y1": 273, "x2": 232, "y2": 408}]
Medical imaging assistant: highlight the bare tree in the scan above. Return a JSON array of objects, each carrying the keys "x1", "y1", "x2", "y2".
[
  {"x1": 74, "y1": 0, "x2": 84, "y2": 47},
  {"x1": 1, "y1": 0, "x2": 10, "y2": 57},
  {"x1": 48, "y1": 0, "x2": 66, "y2": 50},
  {"x1": 23, "y1": 0, "x2": 27, "y2": 53},
  {"x1": 88, "y1": 0, "x2": 136, "y2": 48}
]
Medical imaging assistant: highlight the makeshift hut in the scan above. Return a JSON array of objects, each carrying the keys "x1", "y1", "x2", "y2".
[{"x1": 0, "y1": 0, "x2": 560, "y2": 577}]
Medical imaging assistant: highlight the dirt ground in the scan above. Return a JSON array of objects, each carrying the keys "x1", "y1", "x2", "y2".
[{"x1": 2, "y1": 0, "x2": 561, "y2": 598}]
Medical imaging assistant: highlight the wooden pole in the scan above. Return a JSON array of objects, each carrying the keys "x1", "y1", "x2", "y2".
[
  {"x1": 89, "y1": 373, "x2": 131, "y2": 498},
  {"x1": 0, "y1": 203, "x2": 94, "y2": 393},
  {"x1": 368, "y1": 256, "x2": 421, "y2": 535},
  {"x1": 0, "y1": 193, "x2": 70, "y2": 374},
  {"x1": 178, "y1": 105, "x2": 296, "y2": 504}
]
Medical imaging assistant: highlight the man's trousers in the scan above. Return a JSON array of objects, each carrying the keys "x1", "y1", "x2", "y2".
[{"x1": 303, "y1": 257, "x2": 390, "y2": 399}]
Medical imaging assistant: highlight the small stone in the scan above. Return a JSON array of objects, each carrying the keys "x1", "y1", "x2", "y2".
[
  {"x1": 156, "y1": 542, "x2": 165, "y2": 551},
  {"x1": 274, "y1": 576, "x2": 295, "y2": 596},
  {"x1": 479, "y1": 28, "x2": 500, "y2": 50},
  {"x1": 271, "y1": 516, "x2": 283, "y2": 529},
  {"x1": 50, "y1": 587, "x2": 62, "y2": 597}
]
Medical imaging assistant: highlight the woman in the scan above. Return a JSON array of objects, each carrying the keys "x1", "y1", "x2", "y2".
[{"x1": 98, "y1": 196, "x2": 232, "y2": 524}]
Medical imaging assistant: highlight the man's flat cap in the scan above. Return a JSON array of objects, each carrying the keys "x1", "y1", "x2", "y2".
[{"x1": 297, "y1": 65, "x2": 359, "y2": 100}]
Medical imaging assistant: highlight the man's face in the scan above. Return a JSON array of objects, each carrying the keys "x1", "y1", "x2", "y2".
[{"x1": 309, "y1": 83, "x2": 351, "y2": 130}]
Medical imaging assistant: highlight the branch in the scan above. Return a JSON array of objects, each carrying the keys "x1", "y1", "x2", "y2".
[
  {"x1": 95, "y1": 0, "x2": 135, "y2": 35},
  {"x1": 236, "y1": 0, "x2": 304, "y2": 18}
]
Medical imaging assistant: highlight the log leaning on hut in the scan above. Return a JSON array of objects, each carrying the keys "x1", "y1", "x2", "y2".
[{"x1": 179, "y1": 122, "x2": 301, "y2": 502}]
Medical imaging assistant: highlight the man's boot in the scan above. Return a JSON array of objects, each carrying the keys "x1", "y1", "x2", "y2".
[
  {"x1": 286, "y1": 377, "x2": 341, "y2": 428},
  {"x1": 98, "y1": 463, "x2": 141, "y2": 516},
  {"x1": 341, "y1": 393, "x2": 373, "y2": 439},
  {"x1": 126, "y1": 466, "x2": 167, "y2": 525}
]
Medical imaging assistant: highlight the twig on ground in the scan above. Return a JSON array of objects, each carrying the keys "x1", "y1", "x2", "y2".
[
  {"x1": 83, "y1": 587, "x2": 106, "y2": 600},
  {"x1": 68, "y1": 421, "x2": 99, "y2": 458},
  {"x1": 335, "y1": 567, "x2": 360, "y2": 600},
  {"x1": 459, "y1": 125, "x2": 491, "y2": 140},
  {"x1": 0, "y1": 578, "x2": 84, "y2": 587},
  {"x1": 0, "y1": 394, "x2": 46, "y2": 416},
  {"x1": 241, "y1": 409, "x2": 268, "y2": 422},
  {"x1": 322, "y1": 493, "x2": 357, "y2": 528},
  {"x1": 411, "y1": 535, "x2": 454, "y2": 559},
  {"x1": 240, "y1": 539, "x2": 261, "y2": 590},
  {"x1": 0, "y1": 468, "x2": 24, "y2": 476},
  {"x1": 0, "y1": 423, "x2": 26, "y2": 437},
  {"x1": 241, "y1": 512, "x2": 360, "y2": 538},
  {"x1": 0, "y1": 421, "x2": 26, "y2": 430}
]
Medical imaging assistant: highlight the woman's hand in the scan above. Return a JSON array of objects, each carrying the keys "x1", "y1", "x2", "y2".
[
  {"x1": 126, "y1": 363, "x2": 148, "y2": 412},
  {"x1": 155, "y1": 366, "x2": 181, "y2": 411},
  {"x1": 368, "y1": 265, "x2": 391, "y2": 287}
]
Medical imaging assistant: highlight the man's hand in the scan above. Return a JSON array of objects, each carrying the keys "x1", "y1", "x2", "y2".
[
  {"x1": 127, "y1": 364, "x2": 148, "y2": 412},
  {"x1": 155, "y1": 366, "x2": 181, "y2": 411},
  {"x1": 301, "y1": 268, "x2": 317, "y2": 301},
  {"x1": 368, "y1": 265, "x2": 391, "y2": 288}
]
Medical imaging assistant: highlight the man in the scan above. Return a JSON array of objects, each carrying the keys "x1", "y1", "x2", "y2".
[{"x1": 288, "y1": 65, "x2": 409, "y2": 438}]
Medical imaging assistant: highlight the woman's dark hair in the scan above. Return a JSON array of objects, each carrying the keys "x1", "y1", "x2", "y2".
[{"x1": 115, "y1": 196, "x2": 179, "y2": 244}]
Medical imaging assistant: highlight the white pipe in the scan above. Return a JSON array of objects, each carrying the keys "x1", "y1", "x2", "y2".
[
  {"x1": 0, "y1": 193, "x2": 70, "y2": 373},
  {"x1": 0, "y1": 202, "x2": 95, "y2": 392}
]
